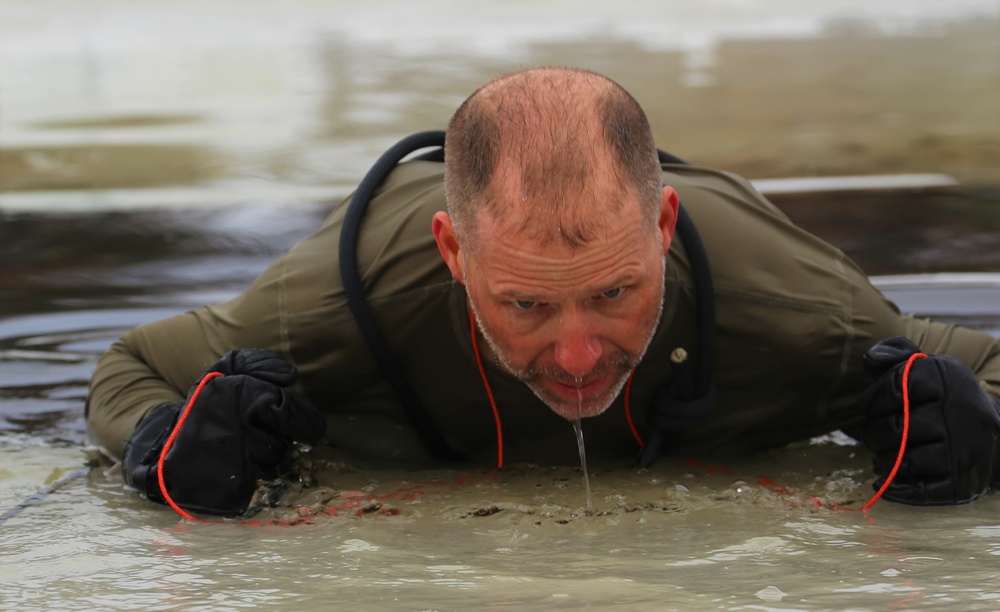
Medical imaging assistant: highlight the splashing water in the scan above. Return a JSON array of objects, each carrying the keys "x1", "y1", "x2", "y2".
[{"x1": 573, "y1": 379, "x2": 593, "y2": 511}]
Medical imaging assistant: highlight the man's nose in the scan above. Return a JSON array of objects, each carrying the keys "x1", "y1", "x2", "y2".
[{"x1": 553, "y1": 312, "x2": 602, "y2": 378}]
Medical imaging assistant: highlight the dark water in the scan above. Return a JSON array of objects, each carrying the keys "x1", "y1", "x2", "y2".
[
  {"x1": 0, "y1": 201, "x2": 329, "y2": 444},
  {"x1": 772, "y1": 188, "x2": 1000, "y2": 277},
  {"x1": 2, "y1": 185, "x2": 999, "y2": 446}
]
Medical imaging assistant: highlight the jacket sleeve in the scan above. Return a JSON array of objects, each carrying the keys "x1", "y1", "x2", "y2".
[
  {"x1": 86, "y1": 311, "x2": 225, "y2": 460},
  {"x1": 86, "y1": 161, "x2": 453, "y2": 460},
  {"x1": 85, "y1": 199, "x2": 331, "y2": 461},
  {"x1": 663, "y1": 164, "x2": 1000, "y2": 456},
  {"x1": 85, "y1": 214, "x2": 340, "y2": 460},
  {"x1": 904, "y1": 315, "x2": 1000, "y2": 402}
]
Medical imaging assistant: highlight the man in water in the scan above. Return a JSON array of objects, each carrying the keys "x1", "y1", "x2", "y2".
[{"x1": 87, "y1": 67, "x2": 1000, "y2": 516}]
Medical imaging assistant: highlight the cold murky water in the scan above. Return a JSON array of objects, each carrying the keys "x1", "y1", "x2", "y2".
[{"x1": 2, "y1": 1, "x2": 1000, "y2": 609}]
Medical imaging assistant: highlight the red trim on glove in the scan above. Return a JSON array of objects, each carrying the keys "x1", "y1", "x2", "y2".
[
  {"x1": 862, "y1": 352, "x2": 927, "y2": 510},
  {"x1": 157, "y1": 371, "x2": 224, "y2": 522}
]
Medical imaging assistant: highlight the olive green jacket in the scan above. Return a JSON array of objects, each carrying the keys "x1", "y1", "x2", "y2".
[{"x1": 86, "y1": 161, "x2": 1000, "y2": 464}]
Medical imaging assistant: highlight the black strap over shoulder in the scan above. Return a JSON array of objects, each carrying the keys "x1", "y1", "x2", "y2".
[
  {"x1": 339, "y1": 132, "x2": 716, "y2": 464},
  {"x1": 339, "y1": 131, "x2": 460, "y2": 460}
]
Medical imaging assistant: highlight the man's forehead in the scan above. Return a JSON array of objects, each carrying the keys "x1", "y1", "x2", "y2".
[
  {"x1": 473, "y1": 186, "x2": 644, "y2": 252},
  {"x1": 488, "y1": 157, "x2": 633, "y2": 212}
]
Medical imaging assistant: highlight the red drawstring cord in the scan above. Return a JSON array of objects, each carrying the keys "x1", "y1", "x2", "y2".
[
  {"x1": 623, "y1": 372, "x2": 642, "y2": 447},
  {"x1": 157, "y1": 370, "x2": 224, "y2": 522},
  {"x1": 469, "y1": 313, "x2": 505, "y2": 468},
  {"x1": 861, "y1": 352, "x2": 926, "y2": 510}
]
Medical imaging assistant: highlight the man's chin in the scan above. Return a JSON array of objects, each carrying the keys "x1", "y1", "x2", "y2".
[
  {"x1": 531, "y1": 374, "x2": 626, "y2": 420},
  {"x1": 544, "y1": 400, "x2": 614, "y2": 421}
]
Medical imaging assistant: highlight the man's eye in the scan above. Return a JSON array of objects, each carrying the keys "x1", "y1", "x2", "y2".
[
  {"x1": 514, "y1": 300, "x2": 537, "y2": 310},
  {"x1": 601, "y1": 287, "x2": 625, "y2": 299}
]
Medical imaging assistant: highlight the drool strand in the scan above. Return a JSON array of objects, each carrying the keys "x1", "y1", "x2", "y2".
[{"x1": 572, "y1": 379, "x2": 593, "y2": 511}]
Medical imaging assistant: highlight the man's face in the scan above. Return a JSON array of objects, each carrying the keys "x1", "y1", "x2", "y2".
[{"x1": 458, "y1": 188, "x2": 672, "y2": 421}]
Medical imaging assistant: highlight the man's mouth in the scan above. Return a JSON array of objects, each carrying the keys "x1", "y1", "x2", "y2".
[{"x1": 547, "y1": 373, "x2": 610, "y2": 399}]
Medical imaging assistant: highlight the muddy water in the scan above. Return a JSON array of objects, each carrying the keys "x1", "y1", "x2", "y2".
[{"x1": 2, "y1": 1, "x2": 1000, "y2": 609}]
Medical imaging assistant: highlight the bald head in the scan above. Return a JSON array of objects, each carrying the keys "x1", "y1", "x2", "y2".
[{"x1": 444, "y1": 68, "x2": 662, "y2": 248}]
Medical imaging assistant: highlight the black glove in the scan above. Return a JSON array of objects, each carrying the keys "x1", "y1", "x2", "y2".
[
  {"x1": 859, "y1": 336, "x2": 1000, "y2": 505},
  {"x1": 121, "y1": 349, "x2": 326, "y2": 516}
]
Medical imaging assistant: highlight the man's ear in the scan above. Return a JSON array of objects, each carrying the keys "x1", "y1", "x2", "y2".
[
  {"x1": 431, "y1": 211, "x2": 466, "y2": 283},
  {"x1": 659, "y1": 186, "x2": 680, "y2": 254}
]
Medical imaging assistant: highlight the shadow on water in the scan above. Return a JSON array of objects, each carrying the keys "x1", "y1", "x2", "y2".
[{"x1": 772, "y1": 187, "x2": 1000, "y2": 276}]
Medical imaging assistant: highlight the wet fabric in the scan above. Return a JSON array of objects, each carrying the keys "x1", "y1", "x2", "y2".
[
  {"x1": 86, "y1": 161, "x2": 1000, "y2": 465},
  {"x1": 859, "y1": 336, "x2": 1000, "y2": 505},
  {"x1": 120, "y1": 349, "x2": 326, "y2": 516}
]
